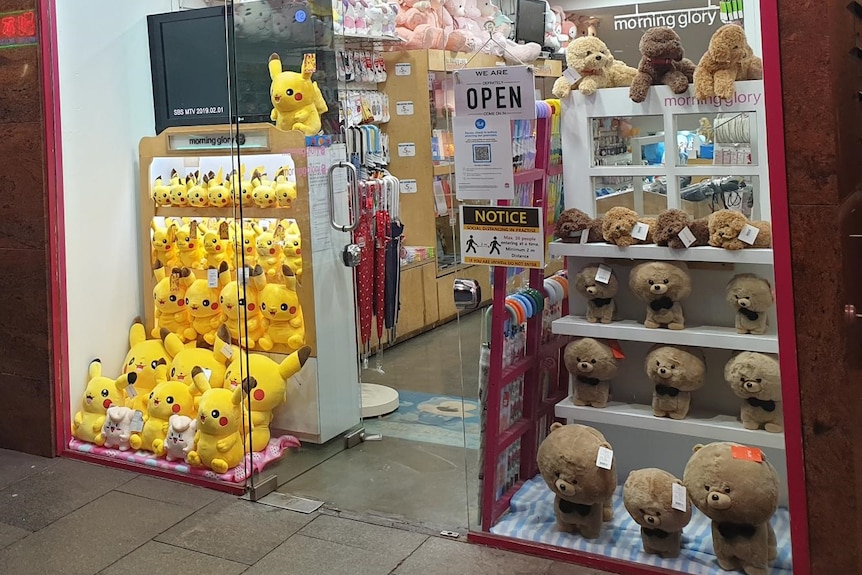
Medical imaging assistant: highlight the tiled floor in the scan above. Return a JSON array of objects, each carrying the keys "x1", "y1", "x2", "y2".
[{"x1": 0, "y1": 449, "x2": 613, "y2": 575}]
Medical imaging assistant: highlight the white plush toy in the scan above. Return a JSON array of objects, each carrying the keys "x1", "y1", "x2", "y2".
[
  {"x1": 165, "y1": 414, "x2": 198, "y2": 463},
  {"x1": 101, "y1": 406, "x2": 135, "y2": 451},
  {"x1": 234, "y1": 0, "x2": 273, "y2": 39},
  {"x1": 543, "y1": 0, "x2": 560, "y2": 51}
]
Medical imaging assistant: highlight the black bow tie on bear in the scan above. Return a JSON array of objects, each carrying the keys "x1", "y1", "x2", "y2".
[
  {"x1": 717, "y1": 522, "x2": 757, "y2": 540},
  {"x1": 649, "y1": 296, "x2": 674, "y2": 311},
  {"x1": 558, "y1": 500, "x2": 593, "y2": 516},
  {"x1": 738, "y1": 308, "x2": 760, "y2": 321},
  {"x1": 592, "y1": 297, "x2": 612, "y2": 308},
  {"x1": 642, "y1": 527, "x2": 671, "y2": 539},
  {"x1": 747, "y1": 397, "x2": 776, "y2": 412},
  {"x1": 577, "y1": 375, "x2": 601, "y2": 386},
  {"x1": 655, "y1": 384, "x2": 680, "y2": 397}
]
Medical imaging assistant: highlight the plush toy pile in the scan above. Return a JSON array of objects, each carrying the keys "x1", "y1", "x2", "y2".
[{"x1": 151, "y1": 165, "x2": 297, "y2": 210}]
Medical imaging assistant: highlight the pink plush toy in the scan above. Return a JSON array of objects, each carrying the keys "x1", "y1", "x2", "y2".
[
  {"x1": 474, "y1": 0, "x2": 541, "y2": 63},
  {"x1": 395, "y1": 0, "x2": 472, "y2": 50}
]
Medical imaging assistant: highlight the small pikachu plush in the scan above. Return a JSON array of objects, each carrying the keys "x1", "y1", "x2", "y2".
[
  {"x1": 187, "y1": 366, "x2": 247, "y2": 474},
  {"x1": 268, "y1": 52, "x2": 328, "y2": 136},
  {"x1": 73, "y1": 360, "x2": 136, "y2": 445}
]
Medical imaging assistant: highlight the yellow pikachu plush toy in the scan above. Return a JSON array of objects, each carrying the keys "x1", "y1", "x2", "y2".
[
  {"x1": 223, "y1": 346, "x2": 311, "y2": 451},
  {"x1": 187, "y1": 367, "x2": 247, "y2": 473},
  {"x1": 123, "y1": 322, "x2": 173, "y2": 412},
  {"x1": 73, "y1": 360, "x2": 135, "y2": 445},
  {"x1": 150, "y1": 219, "x2": 179, "y2": 269},
  {"x1": 259, "y1": 265, "x2": 306, "y2": 352},
  {"x1": 229, "y1": 166, "x2": 255, "y2": 207},
  {"x1": 207, "y1": 168, "x2": 233, "y2": 208},
  {"x1": 129, "y1": 364, "x2": 196, "y2": 455},
  {"x1": 175, "y1": 219, "x2": 208, "y2": 269},
  {"x1": 268, "y1": 52, "x2": 328, "y2": 136},
  {"x1": 252, "y1": 170, "x2": 277, "y2": 208},
  {"x1": 203, "y1": 220, "x2": 235, "y2": 270},
  {"x1": 152, "y1": 176, "x2": 172, "y2": 207},
  {"x1": 152, "y1": 263, "x2": 196, "y2": 342},
  {"x1": 183, "y1": 276, "x2": 223, "y2": 345},
  {"x1": 274, "y1": 167, "x2": 297, "y2": 206},
  {"x1": 235, "y1": 220, "x2": 260, "y2": 268},
  {"x1": 163, "y1": 325, "x2": 234, "y2": 391},
  {"x1": 186, "y1": 172, "x2": 209, "y2": 207},
  {"x1": 168, "y1": 169, "x2": 189, "y2": 207},
  {"x1": 219, "y1": 263, "x2": 267, "y2": 349},
  {"x1": 255, "y1": 222, "x2": 285, "y2": 279},
  {"x1": 282, "y1": 220, "x2": 303, "y2": 282}
]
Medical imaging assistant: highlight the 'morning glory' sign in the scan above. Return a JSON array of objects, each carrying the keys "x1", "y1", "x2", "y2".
[{"x1": 453, "y1": 66, "x2": 536, "y2": 120}]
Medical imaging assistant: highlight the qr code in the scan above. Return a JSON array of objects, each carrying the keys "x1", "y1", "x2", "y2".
[{"x1": 473, "y1": 144, "x2": 491, "y2": 163}]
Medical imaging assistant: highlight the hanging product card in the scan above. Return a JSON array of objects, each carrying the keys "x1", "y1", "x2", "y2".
[
  {"x1": 126, "y1": 383, "x2": 137, "y2": 399},
  {"x1": 631, "y1": 222, "x2": 650, "y2": 241},
  {"x1": 221, "y1": 344, "x2": 233, "y2": 359},
  {"x1": 596, "y1": 446, "x2": 614, "y2": 470},
  {"x1": 453, "y1": 116, "x2": 515, "y2": 200},
  {"x1": 677, "y1": 226, "x2": 697, "y2": 248},
  {"x1": 130, "y1": 411, "x2": 144, "y2": 433},
  {"x1": 738, "y1": 224, "x2": 760, "y2": 245},
  {"x1": 595, "y1": 264, "x2": 613, "y2": 285},
  {"x1": 400, "y1": 179, "x2": 417, "y2": 194},
  {"x1": 453, "y1": 66, "x2": 537, "y2": 121},
  {"x1": 394, "y1": 63, "x2": 411, "y2": 76},
  {"x1": 460, "y1": 205, "x2": 544, "y2": 268},
  {"x1": 395, "y1": 101, "x2": 414, "y2": 116},
  {"x1": 672, "y1": 483, "x2": 688, "y2": 512},
  {"x1": 207, "y1": 268, "x2": 218, "y2": 288},
  {"x1": 397, "y1": 143, "x2": 416, "y2": 157}
]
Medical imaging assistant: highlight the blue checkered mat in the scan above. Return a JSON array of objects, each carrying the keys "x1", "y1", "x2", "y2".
[{"x1": 491, "y1": 476, "x2": 793, "y2": 575}]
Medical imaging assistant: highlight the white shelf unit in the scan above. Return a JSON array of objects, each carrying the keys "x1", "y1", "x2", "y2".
[{"x1": 550, "y1": 241, "x2": 774, "y2": 265}]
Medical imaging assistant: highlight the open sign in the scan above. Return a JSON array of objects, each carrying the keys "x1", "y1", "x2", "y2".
[{"x1": 453, "y1": 66, "x2": 536, "y2": 121}]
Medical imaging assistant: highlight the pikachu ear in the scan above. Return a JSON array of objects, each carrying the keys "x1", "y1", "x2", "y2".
[
  {"x1": 115, "y1": 371, "x2": 137, "y2": 393},
  {"x1": 153, "y1": 260, "x2": 166, "y2": 282},
  {"x1": 150, "y1": 220, "x2": 159, "y2": 232},
  {"x1": 250, "y1": 265, "x2": 266, "y2": 291},
  {"x1": 213, "y1": 325, "x2": 233, "y2": 365},
  {"x1": 162, "y1": 329, "x2": 185, "y2": 357},
  {"x1": 88, "y1": 359, "x2": 102, "y2": 380},
  {"x1": 154, "y1": 363, "x2": 169, "y2": 384},
  {"x1": 129, "y1": 322, "x2": 147, "y2": 347},
  {"x1": 287, "y1": 221, "x2": 301, "y2": 235},
  {"x1": 268, "y1": 53, "x2": 283, "y2": 80},
  {"x1": 167, "y1": 224, "x2": 177, "y2": 243},
  {"x1": 237, "y1": 376, "x2": 254, "y2": 406}
]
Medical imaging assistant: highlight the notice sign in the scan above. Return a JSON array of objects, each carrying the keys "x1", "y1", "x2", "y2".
[
  {"x1": 453, "y1": 66, "x2": 536, "y2": 120},
  {"x1": 454, "y1": 116, "x2": 514, "y2": 200},
  {"x1": 460, "y1": 205, "x2": 545, "y2": 269}
]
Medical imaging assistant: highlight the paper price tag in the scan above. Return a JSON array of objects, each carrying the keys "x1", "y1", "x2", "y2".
[
  {"x1": 243, "y1": 267, "x2": 250, "y2": 281},
  {"x1": 400, "y1": 179, "x2": 417, "y2": 194},
  {"x1": 671, "y1": 483, "x2": 687, "y2": 512},
  {"x1": 596, "y1": 446, "x2": 614, "y2": 470},
  {"x1": 202, "y1": 368, "x2": 212, "y2": 381},
  {"x1": 563, "y1": 67, "x2": 582, "y2": 84},
  {"x1": 595, "y1": 264, "x2": 612, "y2": 285},
  {"x1": 731, "y1": 445, "x2": 763, "y2": 462},
  {"x1": 130, "y1": 411, "x2": 144, "y2": 433},
  {"x1": 398, "y1": 143, "x2": 416, "y2": 157},
  {"x1": 395, "y1": 63, "x2": 411, "y2": 76},
  {"x1": 221, "y1": 344, "x2": 233, "y2": 359},
  {"x1": 207, "y1": 268, "x2": 218, "y2": 288},
  {"x1": 396, "y1": 101, "x2": 414, "y2": 116},
  {"x1": 677, "y1": 226, "x2": 697, "y2": 248},
  {"x1": 738, "y1": 224, "x2": 760, "y2": 245},
  {"x1": 126, "y1": 383, "x2": 138, "y2": 399},
  {"x1": 579, "y1": 229, "x2": 590, "y2": 244},
  {"x1": 631, "y1": 222, "x2": 650, "y2": 241}
]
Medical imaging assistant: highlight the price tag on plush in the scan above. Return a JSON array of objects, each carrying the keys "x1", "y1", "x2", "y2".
[
  {"x1": 126, "y1": 383, "x2": 138, "y2": 399},
  {"x1": 563, "y1": 67, "x2": 582, "y2": 84},
  {"x1": 207, "y1": 268, "x2": 218, "y2": 288},
  {"x1": 130, "y1": 411, "x2": 144, "y2": 433},
  {"x1": 595, "y1": 264, "x2": 613, "y2": 285},
  {"x1": 738, "y1": 224, "x2": 760, "y2": 245},
  {"x1": 221, "y1": 344, "x2": 233, "y2": 359},
  {"x1": 731, "y1": 445, "x2": 763, "y2": 462},
  {"x1": 596, "y1": 446, "x2": 614, "y2": 470},
  {"x1": 631, "y1": 222, "x2": 650, "y2": 241},
  {"x1": 579, "y1": 229, "x2": 590, "y2": 244},
  {"x1": 677, "y1": 226, "x2": 697, "y2": 248},
  {"x1": 202, "y1": 368, "x2": 212, "y2": 382},
  {"x1": 672, "y1": 483, "x2": 687, "y2": 512}
]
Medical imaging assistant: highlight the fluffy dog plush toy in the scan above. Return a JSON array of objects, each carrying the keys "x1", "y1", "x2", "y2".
[
  {"x1": 602, "y1": 207, "x2": 656, "y2": 246},
  {"x1": 268, "y1": 53, "x2": 328, "y2": 135},
  {"x1": 694, "y1": 24, "x2": 764, "y2": 101},
  {"x1": 726, "y1": 273, "x2": 774, "y2": 335},
  {"x1": 573, "y1": 264, "x2": 617, "y2": 324},
  {"x1": 654, "y1": 209, "x2": 710, "y2": 249},
  {"x1": 629, "y1": 27, "x2": 696, "y2": 103},
  {"x1": 552, "y1": 36, "x2": 638, "y2": 98},
  {"x1": 623, "y1": 468, "x2": 692, "y2": 558},
  {"x1": 629, "y1": 261, "x2": 691, "y2": 329},
  {"x1": 645, "y1": 345, "x2": 705, "y2": 419},
  {"x1": 563, "y1": 337, "x2": 619, "y2": 408},
  {"x1": 554, "y1": 208, "x2": 604, "y2": 243},
  {"x1": 537, "y1": 423, "x2": 617, "y2": 539},
  {"x1": 683, "y1": 442, "x2": 779, "y2": 574},
  {"x1": 708, "y1": 210, "x2": 772, "y2": 250},
  {"x1": 725, "y1": 352, "x2": 783, "y2": 433}
]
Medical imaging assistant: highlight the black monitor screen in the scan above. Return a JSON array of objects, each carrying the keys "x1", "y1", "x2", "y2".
[{"x1": 515, "y1": 0, "x2": 547, "y2": 47}]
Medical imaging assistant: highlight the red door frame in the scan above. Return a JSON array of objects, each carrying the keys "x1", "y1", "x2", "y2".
[{"x1": 469, "y1": 1, "x2": 812, "y2": 573}]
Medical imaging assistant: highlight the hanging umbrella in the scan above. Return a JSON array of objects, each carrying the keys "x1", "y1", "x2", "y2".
[
  {"x1": 374, "y1": 182, "x2": 390, "y2": 354},
  {"x1": 383, "y1": 176, "x2": 403, "y2": 344},
  {"x1": 354, "y1": 182, "x2": 375, "y2": 366}
]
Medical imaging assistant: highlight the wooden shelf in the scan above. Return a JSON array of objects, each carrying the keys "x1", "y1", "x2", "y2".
[
  {"x1": 549, "y1": 241, "x2": 774, "y2": 265},
  {"x1": 154, "y1": 206, "x2": 293, "y2": 219},
  {"x1": 551, "y1": 316, "x2": 778, "y2": 353},
  {"x1": 555, "y1": 397, "x2": 786, "y2": 451},
  {"x1": 433, "y1": 163, "x2": 454, "y2": 176}
]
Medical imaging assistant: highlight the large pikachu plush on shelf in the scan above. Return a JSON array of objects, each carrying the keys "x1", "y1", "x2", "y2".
[
  {"x1": 257, "y1": 264, "x2": 306, "y2": 352},
  {"x1": 73, "y1": 360, "x2": 135, "y2": 445},
  {"x1": 150, "y1": 219, "x2": 179, "y2": 269},
  {"x1": 163, "y1": 325, "x2": 234, "y2": 393},
  {"x1": 188, "y1": 366, "x2": 247, "y2": 473},
  {"x1": 129, "y1": 362, "x2": 196, "y2": 455},
  {"x1": 152, "y1": 262, "x2": 196, "y2": 342},
  {"x1": 123, "y1": 321, "x2": 174, "y2": 412},
  {"x1": 218, "y1": 262, "x2": 267, "y2": 349},
  {"x1": 268, "y1": 52, "x2": 328, "y2": 136}
]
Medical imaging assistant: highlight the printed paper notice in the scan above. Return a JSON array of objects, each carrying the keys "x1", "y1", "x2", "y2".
[
  {"x1": 459, "y1": 205, "x2": 544, "y2": 268},
  {"x1": 454, "y1": 115, "x2": 514, "y2": 200}
]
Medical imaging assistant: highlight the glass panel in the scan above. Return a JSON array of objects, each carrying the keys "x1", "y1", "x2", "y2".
[
  {"x1": 674, "y1": 112, "x2": 759, "y2": 166},
  {"x1": 678, "y1": 175, "x2": 760, "y2": 220},
  {"x1": 591, "y1": 115, "x2": 665, "y2": 167},
  {"x1": 594, "y1": 175, "x2": 668, "y2": 217}
]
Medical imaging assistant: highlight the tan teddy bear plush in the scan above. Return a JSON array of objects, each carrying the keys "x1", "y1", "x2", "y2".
[
  {"x1": 725, "y1": 351, "x2": 783, "y2": 433},
  {"x1": 683, "y1": 442, "x2": 779, "y2": 575},
  {"x1": 552, "y1": 36, "x2": 638, "y2": 98},
  {"x1": 623, "y1": 468, "x2": 692, "y2": 558},
  {"x1": 629, "y1": 261, "x2": 691, "y2": 330},
  {"x1": 654, "y1": 209, "x2": 710, "y2": 249},
  {"x1": 708, "y1": 210, "x2": 772, "y2": 250},
  {"x1": 694, "y1": 24, "x2": 764, "y2": 101},
  {"x1": 554, "y1": 208, "x2": 604, "y2": 243},
  {"x1": 574, "y1": 264, "x2": 617, "y2": 324},
  {"x1": 629, "y1": 27, "x2": 696, "y2": 103},
  {"x1": 602, "y1": 207, "x2": 656, "y2": 246},
  {"x1": 726, "y1": 274, "x2": 774, "y2": 335},
  {"x1": 645, "y1": 345, "x2": 706, "y2": 419},
  {"x1": 537, "y1": 422, "x2": 617, "y2": 539},
  {"x1": 563, "y1": 337, "x2": 619, "y2": 408}
]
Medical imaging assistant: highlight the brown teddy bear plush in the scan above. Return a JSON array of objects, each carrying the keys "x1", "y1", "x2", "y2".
[
  {"x1": 574, "y1": 264, "x2": 617, "y2": 324},
  {"x1": 683, "y1": 442, "x2": 779, "y2": 575},
  {"x1": 623, "y1": 468, "x2": 692, "y2": 558},
  {"x1": 654, "y1": 209, "x2": 710, "y2": 249},
  {"x1": 725, "y1": 352, "x2": 783, "y2": 433},
  {"x1": 644, "y1": 345, "x2": 706, "y2": 419},
  {"x1": 629, "y1": 27, "x2": 696, "y2": 104},
  {"x1": 555, "y1": 208, "x2": 604, "y2": 243},
  {"x1": 602, "y1": 206, "x2": 656, "y2": 246},
  {"x1": 563, "y1": 337, "x2": 619, "y2": 408},
  {"x1": 537, "y1": 422, "x2": 617, "y2": 538},
  {"x1": 552, "y1": 36, "x2": 638, "y2": 98},
  {"x1": 694, "y1": 24, "x2": 764, "y2": 101},
  {"x1": 629, "y1": 261, "x2": 691, "y2": 330},
  {"x1": 726, "y1": 274, "x2": 774, "y2": 335},
  {"x1": 708, "y1": 210, "x2": 772, "y2": 250}
]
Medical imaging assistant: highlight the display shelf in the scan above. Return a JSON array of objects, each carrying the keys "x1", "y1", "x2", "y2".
[
  {"x1": 547, "y1": 164, "x2": 563, "y2": 176},
  {"x1": 551, "y1": 316, "x2": 779, "y2": 353},
  {"x1": 513, "y1": 168, "x2": 544, "y2": 185},
  {"x1": 502, "y1": 356, "x2": 535, "y2": 387},
  {"x1": 339, "y1": 32, "x2": 403, "y2": 43},
  {"x1": 554, "y1": 397, "x2": 786, "y2": 450},
  {"x1": 499, "y1": 419, "x2": 531, "y2": 451},
  {"x1": 432, "y1": 163, "x2": 454, "y2": 176},
  {"x1": 549, "y1": 241, "x2": 774, "y2": 265},
  {"x1": 492, "y1": 480, "x2": 525, "y2": 521},
  {"x1": 154, "y1": 206, "x2": 293, "y2": 219}
]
